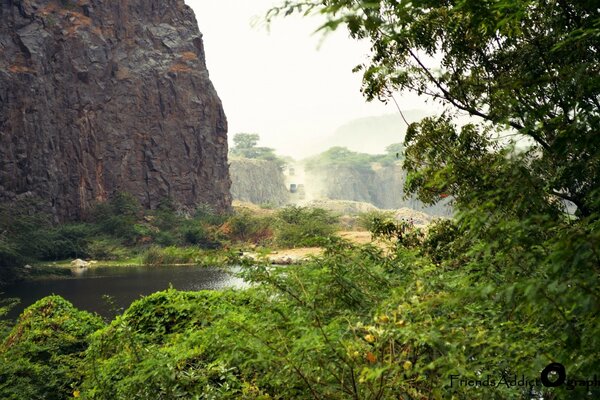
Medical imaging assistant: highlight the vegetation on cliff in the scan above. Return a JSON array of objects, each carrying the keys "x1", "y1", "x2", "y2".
[
  {"x1": 230, "y1": 134, "x2": 288, "y2": 170},
  {"x1": 304, "y1": 144, "x2": 403, "y2": 173}
]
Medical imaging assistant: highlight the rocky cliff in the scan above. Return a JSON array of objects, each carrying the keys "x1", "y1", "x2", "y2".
[
  {"x1": 229, "y1": 158, "x2": 289, "y2": 206},
  {"x1": 305, "y1": 163, "x2": 452, "y2": 216},
  {"x1": 0, "y1": 0, "x2": 231, "y2": 220}
]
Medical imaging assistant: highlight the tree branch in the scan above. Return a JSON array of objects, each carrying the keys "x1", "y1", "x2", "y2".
[{"x1": 406, "y1": 48, "x2": 552, "y2": 151}]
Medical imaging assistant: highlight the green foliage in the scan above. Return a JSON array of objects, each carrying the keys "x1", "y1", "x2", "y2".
[
  {"x1": 0, "y1": 194, "x2": 236, "y2": 274},
  {"x1": 86, "y1": 237, "x2": 130, "y2": 261},
  {"x1": 304, "y1": 146, "x2": 379, "y2": 172},
  {"x1": 275, "y1": 206, "x2": 338, "y2": 247},
  {"x1": 369, "y1": 215, "x2": 424, "y2": 248},
  {"x1": 1, "y1": 1, "x2": 598, "y2": 398},
  {"x1": 233, "y1": 133, "x2": 260, "y2": 150},
  {"x1": 304, "y1": 145, "x2": 403, "y2": 173},
  {"x1": 269, "y1": 0, "x2": 600, "y2": 218},
  {"x1": 43, "y1": 223, "x2": 94, "y2": 260},
  {"x1": 0, "y1": 235, "x2": 20, "y2": 269},
  {"x1": 2, "y1": 226, "x2": 598, "y2": 399},
  {"x1": 194, "y1": 203, "x2": 228, "y2": 226},
  {"x1": 80, "y1": 289, "x2": 267, "y2": 399},
  {"x1": 420, "y1": 218, "x2": 464, "y2": 267},
  {"x1": 230, "y1": 133, "x2": 287, "y2": 169},
  {"x1": 357, "y1": 209, "x2": 395, "y2": 231},
  {"x1": 89, "y1": 192, "x2": 142, "y2": 243},
  {"x1": 222, "y1": 210, "x2": 274, "y2": 244},
  {"x1": 0, "y1": 200, "x2": 97, "y2": 266},
  {"x1": 141, "y1": 246, "x2": 201, "y2": 266},
  {"x1": 264, "y1": 2, "x2": 600, "y2": 397},
  {"x1": 0, "y1": 199, "x2": 53, "y2": 267},
  {"x1": 0, "y1": 296, "x2": 104, "y2": 399},
  {"x1": 0, "y1": 297, "x2": 19, "y2": 342}
]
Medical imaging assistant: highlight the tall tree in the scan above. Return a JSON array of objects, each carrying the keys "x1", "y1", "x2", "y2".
[
  {"x1": 269, "y1": 2, "x2": 600, "y2": 397},
  {"x1": 268, "y1": 0, "x2": 600, "y2": 216}
]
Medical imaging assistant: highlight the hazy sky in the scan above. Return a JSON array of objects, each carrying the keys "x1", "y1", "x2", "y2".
[{"x1": 188, "y1": 0, "x2": 433, "y2": 158}]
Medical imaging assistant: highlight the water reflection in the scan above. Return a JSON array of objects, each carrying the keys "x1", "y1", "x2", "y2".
[{"x1": 1, "y1": 265, "x2": 246, "y2": 320}]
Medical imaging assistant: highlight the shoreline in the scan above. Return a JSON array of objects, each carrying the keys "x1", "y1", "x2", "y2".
[{"x1": 2, "y1": 246, "x2": 326, "y2": 284}]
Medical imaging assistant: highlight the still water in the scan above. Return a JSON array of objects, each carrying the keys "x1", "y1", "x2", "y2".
[{"x1": 1, "y1": 265, "x2": 245, "y2": 320}]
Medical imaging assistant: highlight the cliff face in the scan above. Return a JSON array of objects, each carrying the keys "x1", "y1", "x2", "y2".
[
  {"x1": 0, "y1": 0, "x2": 231, "y2": 220},
  {"x1": 229, "y1": 158, "x2": 289, "y2": 206},
  {"x1": 305, "y1": 163, "x2": 452, "y2": 216}
]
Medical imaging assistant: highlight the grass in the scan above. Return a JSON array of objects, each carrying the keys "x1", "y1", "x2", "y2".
[{"x1": 35, "y1": 256, "x2": 145, "y2": 269}]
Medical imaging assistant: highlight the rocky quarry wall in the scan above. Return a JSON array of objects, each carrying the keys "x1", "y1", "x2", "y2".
[
  {"x1": 0, "y1": 0, "x2": 231, "y2": 220},
  {"x1": 304, "y1": 163, "x2": 452, "y2": 217},
  {"x1": 229, "y1": 158, "x2": 289, "y2": 206}
]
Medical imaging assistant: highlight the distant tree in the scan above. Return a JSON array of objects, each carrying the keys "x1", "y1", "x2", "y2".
[
  {"x1": 232, "y1": 133, "x2": 259, "y2": 151},
  {"x1": 230, "y1": 133, "x2": 286, "y2": 169},
  {"x1": 304, "y1": 146, "x2": 377, "y2": 172},
  {"x1": 384, "y1": 143, "x2": 403, "y2": 156}
]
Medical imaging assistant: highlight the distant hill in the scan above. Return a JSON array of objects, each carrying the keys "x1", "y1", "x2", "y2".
[{"x1": 313, "y1": 110, "x2": 433, "y2": 155}]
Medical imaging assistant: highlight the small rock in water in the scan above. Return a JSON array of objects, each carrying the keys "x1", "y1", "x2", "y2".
[{"x1": 71, "y1": 259, "x2": 90, "y2": 268}]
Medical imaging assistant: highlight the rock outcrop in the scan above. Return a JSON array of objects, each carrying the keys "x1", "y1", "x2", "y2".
[
  {"x1": 0, "y1": 0, "x2": 231, "y2": 220},
  {"x1": 229, "y1": 158, "x2": 289, "y2": 206},
  {"x1": 305, "y1": 163, "x2": 452, "y2": 216}
]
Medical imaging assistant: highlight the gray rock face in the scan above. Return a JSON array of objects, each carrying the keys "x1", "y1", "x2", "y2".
[
  {"x1": 0, "y1": 0, "x2": 231, "y2": 220},
  {"x1": 229, "y1": 158, "x2": 289, "y2": 206},
  {"x1": 306, "y1": 163, "x2": 452, "y2": 216}
]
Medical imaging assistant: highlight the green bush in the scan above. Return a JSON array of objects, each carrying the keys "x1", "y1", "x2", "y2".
[
  {"x1": 89, "y1": 192, "x2": 142, "y2": 243},
  {"x1": 275, "y1": 206, "x2": 338, "y2": 247},
  {"x1": 87, "y1": 237, "x2": 129, "y2": 261},
  {"x1": 0, "y1": 237, "x2": 20, "y2": 269},
  {"x1": 180, "y1": 221, "x2": 222, "y2": 249},
  {"x1": 141, "y1": 246, "x2": 201, "y2": 266},
  {"x1": 223, "y1": 210, "x2": 273, "y2": 244},
  {"x1": 0, "y1": 193, "x2": 234, "y2": 269},
  {"x1": 420, "y1": 218, "x2": 465, "y2": 266},
  {"x1": 152, "y1": 230, "x2": 178, "y2": 246},
  {"x1": 0, "y1": 198, "x2": 74, "y2": 267},
  {"x1": 38, "y1": 223, "x2": 95, "y2": 261},
  {"x1": 80, "y1": 289, "x2": 264, "y2": 399},
  {"x1": 193, "y1": 203, "x2": 228, "y2": 226},
  {"x1": 357, "y1": 210, "x2": 395, "y2": 231},
  {"x1": 0, "y1": 296, "x2": 104, "y2": 399}
]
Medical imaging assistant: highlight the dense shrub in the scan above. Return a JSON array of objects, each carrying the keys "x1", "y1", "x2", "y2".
[
  {"x1": 420, "y1": 218, "x2": 465, "y2": 266},
  {"x1": 357, "y1": 209, "x2": 395, "y2": 231},
  {"x1": 39, "y1": 223, "x2": 95, "y2": 261},
  {"x1": 89, "y1": 192, "x2": 142, "y2": 243},
  {"x1": 0, "y1": 237, "x2": 20, "y2": 269},
  {"x1": 0, "y1": 296, "x2": 104, "y2": 399},
  {"x1": 275, "y1": 206, "x2": 338, "y2": 247},
  {"x1": 0, "y1": 193, "x2": 241, "y2": 271},
  {"x1": 194, "y1": 203, "x2": 228, "y2": 226},
  {"x1": 2, "y1": 221, "x2": 598, "y2": 399},
  {"x1": 141, "y1": 245, "x2": 201, "y2": 266},
  {"x1": 0, "y1": 200, "x2": 96, "y2": 265},
  {"x1": 80, "y1": 289, "x2": 265, "y2": 399},
  {"x1": 304, "y1": 145, "x2": 403, "y2": 173},
  {"x1": 221, "y1": 210, "x2": 274, "y2": 244},
  {"x1": 86, "y1": 237, "x2": 130, "y2": 261}
]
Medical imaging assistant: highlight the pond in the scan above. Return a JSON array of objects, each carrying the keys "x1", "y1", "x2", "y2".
[{"x1": 1, "y1": 265, "x2": 246, "y2": 321}]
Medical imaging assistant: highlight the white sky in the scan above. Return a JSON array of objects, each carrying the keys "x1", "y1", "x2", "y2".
[{"x1": 188, "y1": 0, "x2": 431, "y2": 158}]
